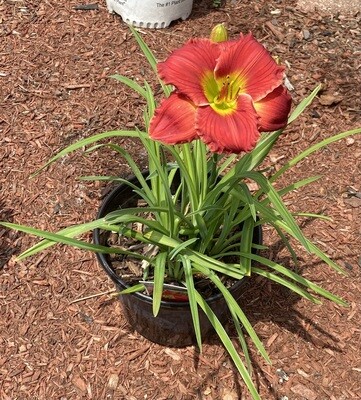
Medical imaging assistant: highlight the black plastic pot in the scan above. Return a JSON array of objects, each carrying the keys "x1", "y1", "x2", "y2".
[{"x1": 93, "y1": 173, "x2": 262, "y2": 347}]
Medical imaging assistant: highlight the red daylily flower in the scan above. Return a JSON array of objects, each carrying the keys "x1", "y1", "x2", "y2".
[{"x1": 149, "y1": 33, "x2": 292, "y2": 154}]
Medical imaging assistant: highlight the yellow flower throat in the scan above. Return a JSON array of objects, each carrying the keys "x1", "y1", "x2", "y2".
[{"x1": 203, "y1": 73, "x2": 244, "y2": 116}]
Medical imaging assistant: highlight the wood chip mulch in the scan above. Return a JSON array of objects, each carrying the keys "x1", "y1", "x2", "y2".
[{"x1": 0, "y1": 1, "x2": 360, "y2": 399}]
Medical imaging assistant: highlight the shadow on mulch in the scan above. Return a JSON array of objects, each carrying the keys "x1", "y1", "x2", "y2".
[
  {"x1": 240, "y1": 217, "x2": 345, "y2": 352},
  {"x1": 188, "y1": 217, "x2": 346, "y2": 398},
  {"x1": 187, "y1": 0, "x2": 220, "y2": 22},
  {"x1": 0, "y1": 200, "x2": 20, "y2": 269},
  {"x1": 240, "y1": 275, "x2": 343, "y2": 397},
  {"x1": 185, "y1": 265, "x2": 345, "y2": 399}
]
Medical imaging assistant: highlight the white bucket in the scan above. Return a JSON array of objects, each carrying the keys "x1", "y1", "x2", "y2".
[{"x1": 106, "y1": 0, "x2": 194, "y2": 29}]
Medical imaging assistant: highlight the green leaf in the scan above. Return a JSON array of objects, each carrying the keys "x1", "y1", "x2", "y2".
[
  {"x1": 250, "y1": 254, "x2": 347, "y2": 306},
  {"x1": 241, "y1": 183, "x2": 257, "y2": 221},
  {"x1": 143, "y1": 79, "x2": 156, "y2": 126},
  {"x1": 221, "y1": 129, "x2": 282, "y2": 176},
  {"x1": 239, "y1": 217, "x2": 255, "y2": 276},
  {"x1": 194, "y1": 264, "x2": 271, "y2": 364},
  {"x1": 140, "y1": 229, "x2": 248, "y2": 279},
  {"x1": 195, "y1": 291, "x2": 261, "y2": 400},
  {"x1": 117, "y1": 283, "x2": 145, "y2": 295},
  {"x1": 272, "y1": 224, "x2": 299, "y2": 267},
  {"x1": 288, "y1": 84, "x2": 322, "y2": 124},
  {"x1": 31, "y1": 130, "x2": 142, "y2": 177},
  {"x1": 271, "y1": 127, "x2": 361, "y2": 182},
  {"x1": 229, "y1": 307, "x2": 253, "y2": 373},
  {"x1": 87, "y1": 140, "x2": 156, "y2": 205},
  {"x1": 137, "y1": 137, "x2": 176, "y2": 235},
  {"x1": 152, "y1": 252, "x2": 167, "y2": 317},
  {"x1": 4, "y1": 219, "x2": 109, "y2": 258},
  {"x1": 129, "y1": 26, "x2": 158, "y2": 74},
  {"x1": 252, "y1": 267, "x2": 322, "y2": 304},
  {"x1": 182, "y1": 256, "x2": 202, "y2": 351},
  {"x1": 110, "y1": 74, "x2": 147, "y2": 98},
  {"x1": 292, "y1": 212, "x2": 332, "y2": 221},
  {"x1": 277, "y1": 175, "x2": 322, "y2": 197},
  {"x1": 274, "y1": 219, "x2": 347, "y2": 275},
  {"x1": 129, "y1": 26, "x2": 172, "y2": 97},
  {"x1": 0, "y1": 222, "x2": 150, "y2": 261},
  {"x1": 79, "y1": 175, "x2": 131, "y2": 182},
  {"x1": 217, "y1": 154, "x2": 237, "y2": 175},
  {"x1": 169, "y1": 238, "x2": 199, "y2": 260},
  {"x1": 230, "y1": 171, "x2": 311, "y2": 253}
]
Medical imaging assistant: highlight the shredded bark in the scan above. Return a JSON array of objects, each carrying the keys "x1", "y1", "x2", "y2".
[{"x1": 1, "y1": 0, "x2": 360, "y2": 399}]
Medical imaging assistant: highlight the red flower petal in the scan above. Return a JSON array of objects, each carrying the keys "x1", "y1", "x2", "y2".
[
  {"x1": 149, "y1": 93, "x2": 198, "y2": 145},
  {"x1": 254, "y1": 85, "x2": 292, "y2": 132},
  {"x1": 196, "y1": 94, "x2": 260, "y2": 154},
  {"x1": 215, "y1": 33, "x2": 285, "y2": 102},
  {"x1": 158, "y1": 39, "x2": 221, "y2": 106}
]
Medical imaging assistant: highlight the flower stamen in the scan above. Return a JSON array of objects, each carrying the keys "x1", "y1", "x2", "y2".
[{"x1": 210, "y1": 75, "x2": 241, "y2": 114}]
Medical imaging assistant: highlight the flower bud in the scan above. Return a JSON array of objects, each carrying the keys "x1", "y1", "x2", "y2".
[{"x1": 210, "y1": 24, "x2": 228, "y2": 43}]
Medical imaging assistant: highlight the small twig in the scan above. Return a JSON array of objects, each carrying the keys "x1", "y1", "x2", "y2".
[
  {"x1": 265, "y1": 21, "x2": 285, "y2": 42},
  {"x1": 70, "y1": 289, "x2": 116, "y2": 304},
  {"x1": 74, "y1": 4, "x2": 99, "y2": 11},
  {"x1": 63, "y1": 83, "x2": 91, "y2": 90}
]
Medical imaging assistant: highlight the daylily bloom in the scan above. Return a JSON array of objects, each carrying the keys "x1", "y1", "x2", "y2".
[{"x1": 149, "y1": 33, "x2": 292, "y2": 154}]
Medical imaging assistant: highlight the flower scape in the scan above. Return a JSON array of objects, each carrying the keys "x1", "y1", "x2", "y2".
[{"x1": 1, "y1": 25, "x2": 360, "y2": 400}]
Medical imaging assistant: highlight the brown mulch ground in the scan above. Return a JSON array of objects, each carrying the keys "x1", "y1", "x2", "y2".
[{"x1": 1, "y1": 1, "x2": 360, "y2": 399}]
